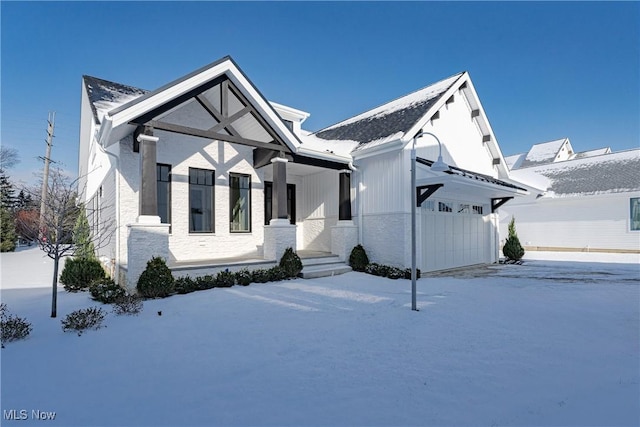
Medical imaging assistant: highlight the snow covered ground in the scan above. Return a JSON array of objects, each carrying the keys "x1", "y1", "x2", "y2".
[{"x1": 1, "y1": 248, "x2": 638, "y2": 426}]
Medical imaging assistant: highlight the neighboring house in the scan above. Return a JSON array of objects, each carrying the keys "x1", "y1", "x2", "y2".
[
  {"x1": 502, "y1": 139, "x2": 640, "y2": 253},
  {"x1": 79, "y1": 56, "x2": 527, "y2": 287}
]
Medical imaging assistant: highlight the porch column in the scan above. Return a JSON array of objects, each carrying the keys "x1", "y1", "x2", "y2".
[
  {"x1": 272, "y1": 156, "x2": 288, "y2": 221},
  {"x1": 138, "y1": 128, "x2": 159, "y2": 219},
  {"x1": 263, "y1": 156, "x2": 296, "y2": 261},
  {"x1": 338, "y1": 171, "x2": 352, "y2": 220},
  {"x1": 332, "y1": 170, "x2": 357, "y2": 261},
  {"x1": 126, "y1": 128, "x2": 169, "y2": 290}
]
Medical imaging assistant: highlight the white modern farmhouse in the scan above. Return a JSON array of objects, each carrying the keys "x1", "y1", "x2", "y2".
[
  {"x1": 79, "y1": 56, "x2": 527, "y2": 286},
  {"x1": 503, "y1": 139, "x2": 640, "y2": 253}
]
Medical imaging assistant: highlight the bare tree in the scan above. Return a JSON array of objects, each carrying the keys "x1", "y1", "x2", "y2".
[
  {"x1": 17, "y1": 168, "x2": 113, "y2": 317},
  {"x1": 0, "y1": 146, "x2": 19, "y2": 172}
]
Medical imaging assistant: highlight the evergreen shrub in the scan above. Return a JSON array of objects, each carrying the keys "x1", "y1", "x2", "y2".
[
  {"x1": 89, "y1": 278, "x2": 126, "y2": 304},
  {"x1": 60, "y1": 257, "x2": 106, "y2": 292},
  {"x1": 349, "y1": 245, "x2": 369, "y2": 272},
  {"x1": 195, "y1": 275, "x2": 216, "y2": 290},
  {"x1": 267, "y1": 266, "x2": 289, "y2": 282},
  {"x1": 215, "y1": 270, "x2": 236, "y2": 288},
  {"x1": 175, "y1": 276, "x2": 198, "y2": 294},
  {"x1": 251, "y1": 269, "x2": 270, "y2": 283},
  {"x1": 235, "y1": 269, "x2": 252, "y2": 286},
  {"x1": 503, "y1": 217, "x2": 525, "y2": 261},
  {"x1": 136, "y1": 257, "x2": 175, "y2": 298},
  {"x1": 279, "y1": 247, "x2": 303, "y2": 278}
]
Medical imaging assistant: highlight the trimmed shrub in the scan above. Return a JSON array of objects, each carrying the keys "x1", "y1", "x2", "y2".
[
  {"x1": 403, "y1": 268, "x2": 421, "y2": 280},
  {"x1": 279, "y1": 247, "x2": 303, "y2": 278},
  {"x1": 195, "y1": 274, "x2": 216, "y2": 290},
  {"x1": 0, "y1": 303, "x2": 32, "y2": 347},
  {"x1": 137, "y1": 257, "x2": 175, "y2": 298},
  {"x1": 386, "y1": 266, "x2": 405, "y2": 280},
  {"x1": 89, "y1": 278, "x2": 126, "y2": 304},
  {"x1": 112, "y1": 294, "x2": 143, "y2": 316},
  {"x1": 60, "y1": 257, "x2": 106, "y2": 292},
  {"x1": 349, "y1": 245, "x2": 370, "y2": 272},
  {"x1": 503, "y1": 217, "x2": 525, "y2": 261},
  {"x1": 61, "y1": 307, "x2": 105, "y2": 336},
  {"x1": 267, "y1": 265, "x2": 289, "y2": 282},
  {"x1": 251, "y1": 269, "x2": 270, "y2": 283},
  {"x1": 235, "y1": 269, "x2": 252, "y2": 286},
  {"x1": 215, "y1": 270, "x2": 235, "y2": 288},
  {"x1": 175, "y1": 276, "x2": 198, "y2": 294}
]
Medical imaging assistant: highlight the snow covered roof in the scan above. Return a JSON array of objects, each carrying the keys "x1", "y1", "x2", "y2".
[
  {"x1": 309, "y1": 73, "x2": 464, "y2": 153},
  {"x1": 572, "y1": 147, "x2": 611, "y2": 159},
  {"x1": 518, "y1": 138, "x2": 570, "y2": 169},
  {"x1": 505, "y1": 153, "x2": 526, "y2": 170},
  {"x1": 83, "y1": 75, "x2": 148, "y2": 124},
  {"x1": 511, "y1": 149, "x2": 640, "y2": 196}
]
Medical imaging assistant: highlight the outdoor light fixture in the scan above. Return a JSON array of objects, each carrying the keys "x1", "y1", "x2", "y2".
[
  {"x1": 415, "y1": 130, "x2": 450, "y2": 172},
  {"x1": 410, "y1": 130, "x2": 449, "y2": 311}
]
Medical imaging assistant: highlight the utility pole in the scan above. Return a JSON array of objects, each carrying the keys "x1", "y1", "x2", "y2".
[
  {"x1": 39, "y1": 112, "x2": 55, "y2": 237},
  {"x1": 39, "y1": 112, "x2": 57, "y2": 317}
]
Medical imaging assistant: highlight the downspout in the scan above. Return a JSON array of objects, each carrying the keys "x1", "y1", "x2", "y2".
[
  {"x1": 348, "y1": 161, "x2": 362, "y2": 245},
  {"x1": 97, "y1": 142, "x2": 121, "y2": 284}
]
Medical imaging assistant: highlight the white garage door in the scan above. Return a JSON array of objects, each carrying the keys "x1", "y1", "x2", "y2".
[{"x1": 420, "y1": 201, "x2": 491, "y2": 272}]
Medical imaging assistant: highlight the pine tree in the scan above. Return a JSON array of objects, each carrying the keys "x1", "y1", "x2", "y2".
[
  {"x1": 503, "y1": 216, "x2": 525, "y2": 261},
  {"x1": 0, "y1": 205, "x2": 16, "y2": 252},
  {"x1": 0, "y1": 172, "x2": 16, "y2": 210},
  {"x1": 73, "y1": 206, "x2": 96, "y2": 260}
]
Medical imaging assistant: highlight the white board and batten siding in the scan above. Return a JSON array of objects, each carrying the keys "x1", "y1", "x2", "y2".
[{"x1": 501, "y1": 192, "x2": 640, "y2": 252}]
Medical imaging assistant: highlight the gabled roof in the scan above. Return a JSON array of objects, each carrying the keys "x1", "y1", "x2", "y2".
[
  {"x1": 511, "y1": 149, "x2": 640, "y2": 196},
  {"x1": 83, "y1": 75, "x2": 147, "y2": 124},
  {"x1": 310, "y1": 73, "x2": 464, "y2": 152},
  {"x1": 91, "y1": 56, "x2": 306, "y2": 156},
  {"x1": 518, "y1": 138, "x2": 570, "y2": 169}
]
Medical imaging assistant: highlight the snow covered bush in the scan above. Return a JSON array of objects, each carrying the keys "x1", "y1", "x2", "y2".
[
  {"x1": 61, "y1": 307, "x2": 105, "y2": 336},
  {"x1": 0, "y1": 303, "x2": 32, "y2": 347},
  {"x1": 195, "y1": 274, "x2": 216, "y2": 290},
  {"x1": 175, "y1": 276, "x2": 197, "y2": 294},
  {"x1": 136, "y1": 257, "x2": 175, "y2": 298},
  {"x1": 215, "y1": 270, "x2": 235, "y2": 288},
  {"x1": 503, "y1": 217, "x2": 525, "y2": 262},
  {"x1": 112, "y1": 294, "x2": 143, "y2": 316},
  {"x1": 403, "y1": 268, "x2": 421, "y2": 280},
  {"x1": 235, "y1": 269, "x2": 252, "y2": 286},
  {"x1": 268, "y1": 266, "x2": 289, "y2": 282},
  {"x1": 59, "y1": 257, "x2": 106, "y2": 292},
  {"x1": 349, "y1": 245, "x2": 369, "y2": 272},
  {"x1": 89, "y1": 278, "x2": 126, "y2": 304},
  {"x1": 279, "y1": 247, "x2": 303, "y2": 278},
  {"x1": 251, "y1": 269, "x2": 271, "y2": 283}
]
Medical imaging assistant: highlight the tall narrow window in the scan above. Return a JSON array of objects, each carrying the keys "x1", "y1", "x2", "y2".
[
  {"x1": 157, "y1": 164, "x2": 171, "y2": 226},
  {"x1": 631, "y1": 198, "x2": 640, "y2": 231},
  {"x1": 264, "y1": 182, "x2": 296, "y2": 225},
  {"x1": 230, "y1": 173, "x2": 251, "y2": 232},
  {"x1": 189, "y1": 168, "x2": 214, "y2": 233}
]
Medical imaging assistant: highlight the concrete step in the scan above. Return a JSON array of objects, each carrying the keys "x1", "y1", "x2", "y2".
[
  {"x1": 301, "y1": 255, "x2": 342, "y2": 267},
  {"x1": 300, "y1": 262, "x2": 352, "y2": 279}
]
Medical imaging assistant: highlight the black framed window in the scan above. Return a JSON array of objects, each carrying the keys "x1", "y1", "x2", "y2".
[
  {"x1": 631, "y1": 198, "x2": 640, "y2": 231},
  {"x1": 264, "y1": 182, "x2": 296, "y2": 225},
  {"x1": 189, "y1": 168, "x2": 215, "y2": 233},
  {"x1": 157, "y1": 164, "x2": 171, "y2": 226},
  {"x1": 230, "y1": 173, "x2": 251, "y2": 232}
]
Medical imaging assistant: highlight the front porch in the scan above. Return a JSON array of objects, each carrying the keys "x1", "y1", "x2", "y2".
[{"x1": 165, "y1": 250, "x2": 349, "y2": 279}]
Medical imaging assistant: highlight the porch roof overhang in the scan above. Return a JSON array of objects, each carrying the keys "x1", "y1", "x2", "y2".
[{"x1": 416, "y1": 157, "x2": 529, "y2": 200}]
